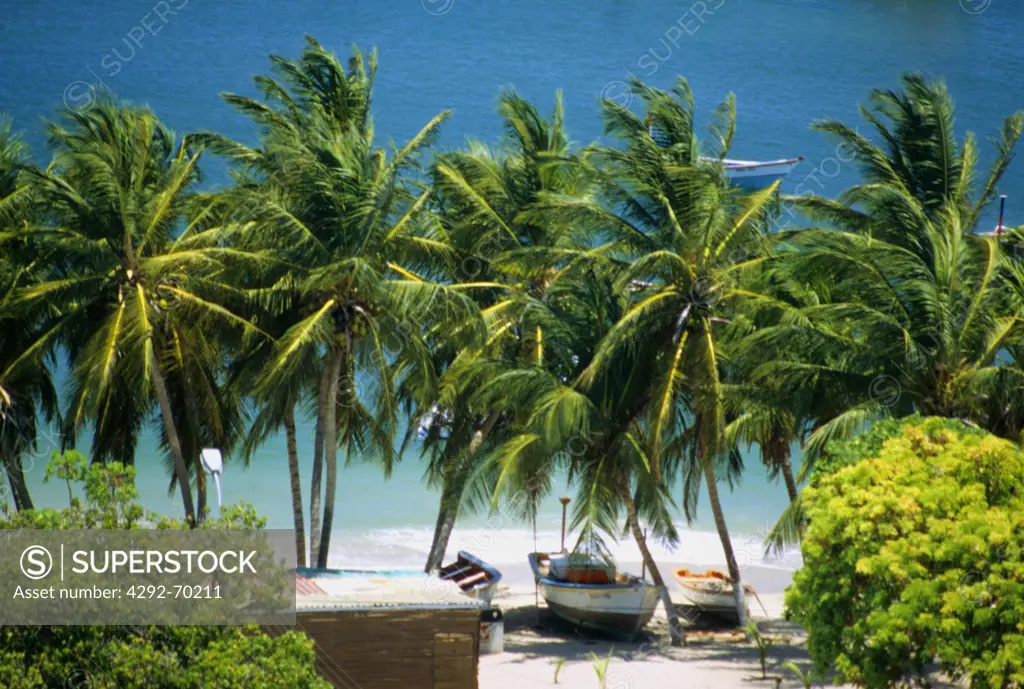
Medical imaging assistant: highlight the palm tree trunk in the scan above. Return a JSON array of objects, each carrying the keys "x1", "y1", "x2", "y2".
[
  {"x1": 150, "y1": 358, "x2": 196, "y2": 525},
  {"x1": 424, "y1": 474, "x2": 458, "y2": 573},
  {"x1": 195, "y1": 462, "x2": 207, "y2": 521},
  {"x1": 284, "y1": 404, "x2": 307, "y2": 568},
  {"x1": 309, "y1": 358, "x2": 331, "y2": 566},
  {"x1": 623, "y1": 491, "x2": 683, "y2": 646},
  {"x1": 702, "y1": 458, "x2": 746, "y2": 627},
  {"x1": 779, "y1": 451, "x2": 799, "y2": 504},
  {"x1": 423, "y1": 413, "x2": 499, "y2": 573},
  {"x1": 316, "y1": 350, "x2": 344, "y2": 569},
  {"x1": 3, "y1": 452, "x2": 33, "y2": 511}
]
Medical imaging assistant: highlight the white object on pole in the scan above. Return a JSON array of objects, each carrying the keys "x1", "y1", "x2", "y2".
[{"x1": 200, "y1": 448, "x2": 224, "y2": 510}]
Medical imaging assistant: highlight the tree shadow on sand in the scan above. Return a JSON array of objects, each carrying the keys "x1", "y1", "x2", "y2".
[{"x1": 495, "y1": 603, "x2": 961, "y2": 688}]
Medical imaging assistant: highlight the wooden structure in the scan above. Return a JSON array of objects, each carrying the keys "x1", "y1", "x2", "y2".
[{"x1": 290, "y1": 570, "x2": 484, "y2": 689}]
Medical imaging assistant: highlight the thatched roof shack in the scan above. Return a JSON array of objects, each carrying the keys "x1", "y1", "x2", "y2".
[{"x1": 285, "y1": 569, "x2": 486, "y2": 689}]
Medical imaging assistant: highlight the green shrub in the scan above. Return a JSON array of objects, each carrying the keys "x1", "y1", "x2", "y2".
[
  {"x1": 0, "y1": 453, "x2": 330, "y2": 689},
  {"x1": 0, "y1": 626, "x2": 329, "y2": 689},
  {"x1": 787, "y1": 417, "x2": 1024, "y2": 689},
  {"x1": 811, "y1": 414, "x2": 985, "y2": 482}
]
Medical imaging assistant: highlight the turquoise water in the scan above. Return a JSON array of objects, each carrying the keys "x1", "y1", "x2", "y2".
[{"x1": 2, "y1": 0, "x2": 1021, "y2": 568}]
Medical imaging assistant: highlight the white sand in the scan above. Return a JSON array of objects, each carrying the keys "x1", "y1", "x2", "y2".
[
  {"x1": 480, "y1": 583, "x2": 962, "y2": 689},
  {"x1": 480, "y1": 585, "x2": 829, "y2": 689}
]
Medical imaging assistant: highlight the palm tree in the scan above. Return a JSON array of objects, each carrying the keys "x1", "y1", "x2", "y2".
[
  {"x1": 203, "y1": 37, "x2": 481, "y2": 567},
  {"x1": 157, "y1": 314, "x2": 245, "y2": 518},
  {"x1": 746, "y1": 74, "x2": 1024, "y2": 551},
  {"x1": 528, "y1": 77, "x2": 783, "y2": 628},
  {"x1": 417, "y1": 90, "x2": 593, "y2": 572},
  {"x1": 3, "y1": 99, "x2": 262, "y2": 524},
  {"x1": 0, "y1": 119, "x2": 58, "y2": 511},
  {"x1": 760, "y1": 73, "x2": 1024, "y2": 470},
  {"x1": 233, "y1": 280, "x2": 318, "y2": 566}
]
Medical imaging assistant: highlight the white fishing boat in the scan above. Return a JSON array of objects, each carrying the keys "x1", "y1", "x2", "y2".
[
  {"x1": 438, "y1": 550, "x2": 502, "y2": 605},
  {"x1": 528, "y1": 552, "x2": 660, "y2": 637},
  {"x1": 673, "y1": 568, "x2": 755, "y2": 617},
  {"x1": 646, "y1": 117, "x2": 802, "y2": 191},
  {"x1": 716, "y1": 157, "x2": 804, "y2": 190}
]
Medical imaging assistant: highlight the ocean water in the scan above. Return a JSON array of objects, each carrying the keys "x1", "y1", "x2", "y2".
[{"x1": 2, "y1": 0, "x2": 1021, "y2": 571}]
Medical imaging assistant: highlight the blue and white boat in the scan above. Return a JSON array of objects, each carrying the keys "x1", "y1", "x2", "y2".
[
  {"x1": 438, "y1": 550, "x2": 503, "y2": 605},
  {"x1": 647, "y1": 116, "x2": 802, "y2": 190},
  {"x1": 716, "y1": 157, "x2": 804, "y2": 190},
  {"x1": 528, "y1": 552, "x2": 660, "y2": 637}
]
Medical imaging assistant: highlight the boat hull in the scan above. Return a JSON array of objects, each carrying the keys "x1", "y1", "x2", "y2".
[
  {"x1": 539, "y1": 580, "x2": 660, "y2": 636},
  {"x1": 439, "y1": 551, "x2": 502, "y2": 605},
  {"x1": 529, "y1": 553, "x2": 660, "y2": 637},
  {"x1": 676, "y1": 586, "x2": 739, "y2": 613},
  {"x1": 707, "y1": 157, "x2": 804, "y2": 190},
  {"x1": 673, "y1": 569, "x2": 751, "y2": 619},
  {"x1": 727, "y1": 169, "x2": 795, "y2": 190}
]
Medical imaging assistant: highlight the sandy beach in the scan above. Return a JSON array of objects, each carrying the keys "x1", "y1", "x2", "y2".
[
  {"x1": 480, "y1": 561, "x2": 961, "y2": 689},
  {"x1": 480, "y1": 561, "x2": 821, "y2": 688}
]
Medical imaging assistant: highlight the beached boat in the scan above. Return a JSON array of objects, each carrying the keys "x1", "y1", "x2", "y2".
[
  {"x1": 438, "y1": 550, "x2": 503, "y2": 605},
  {"x1": 716, "y1": 157, "x2": 804, "y2": 190},
  {"x1": 673, "y1": 568, "x2": 755, "y2": 616},
  {"x1": 528, "y1": 552, "x2": 660, "y2": 637}
]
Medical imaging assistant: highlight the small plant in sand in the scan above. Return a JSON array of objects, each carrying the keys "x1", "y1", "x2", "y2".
[
  {"x1": 589, "y1": 648, "x2": 614, "y2": 688},
  {"x1": 782, "y1": 661, "x2": 816, "y2": 689},
  {"x1": 551, "y1": 657, "x2": 566, "y2": 684},
  {"x1": 746, "y1": 621, "x2": 774, "y2": 679}
]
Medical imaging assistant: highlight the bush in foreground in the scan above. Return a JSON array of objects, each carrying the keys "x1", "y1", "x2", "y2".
[
  {"x1": 0, "y1": 453, "x2": 330, "y2": 689},
  {"x1": 787, "y1": 417, "x2": 1024, "y2": 689}
]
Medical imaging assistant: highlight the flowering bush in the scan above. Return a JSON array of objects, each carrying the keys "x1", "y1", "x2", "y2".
[{"x1": 787, "y1": 417, "x2": 1024, "y2": 689}]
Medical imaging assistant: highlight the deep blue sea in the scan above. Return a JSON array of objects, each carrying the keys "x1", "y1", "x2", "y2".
[{"x1": 2, "y1": 0, "x2": 1022, "y2": 569}]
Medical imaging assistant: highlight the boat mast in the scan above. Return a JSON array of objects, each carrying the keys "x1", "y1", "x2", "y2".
[{"x1": 559, "y1": 496, "x2": 571, "y2": 552}]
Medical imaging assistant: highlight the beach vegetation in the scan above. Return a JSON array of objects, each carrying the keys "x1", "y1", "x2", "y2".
[
  {"x1": 551, "y1": 656, "x2": 567, "y2": 683},
  {"x1": 588, "y1": 647, "x2": 614, "y2": 688},
  {"x1": 786, "y1": 417, "x2": 1024, "y2": 689},
  {"x1": 746, "y1": 621, "x2": 774, "y2": 679},
  {"x1": 782, "y1": 661, "x2": 817, "y2": 689},
  {"x1": 0, "y1": 451, "x2": 328, "y2": 687}
]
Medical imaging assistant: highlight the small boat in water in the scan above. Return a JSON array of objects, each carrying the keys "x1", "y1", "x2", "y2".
[
  {"x1": 529, "y1": 552, "x2": 660, "y2": 637},
  {"x1": 646, "y1": 119, "x2": 801, "y2": 190},
  {"x1": 439, "y1": 551, "x2": 503, "y2": 605},
  {"x1": 673, "y1": 568, "x2": 755, "y2": 618},
  {"x1": 716, "y1": 157, "x2": 804, "y2": 190}
]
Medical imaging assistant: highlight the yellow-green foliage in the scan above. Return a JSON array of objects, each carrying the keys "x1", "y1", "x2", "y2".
[
  {"x1": 0, "y1": 453, "x2": 331, "y2": 689},
  {"x1": 786, "y1": 417, "x2": 1024, "y2": 689}
]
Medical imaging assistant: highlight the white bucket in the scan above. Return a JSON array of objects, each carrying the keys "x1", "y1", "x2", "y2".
[{"x1": 479, "y1": 608, "x2": 504, "y2": 654}]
